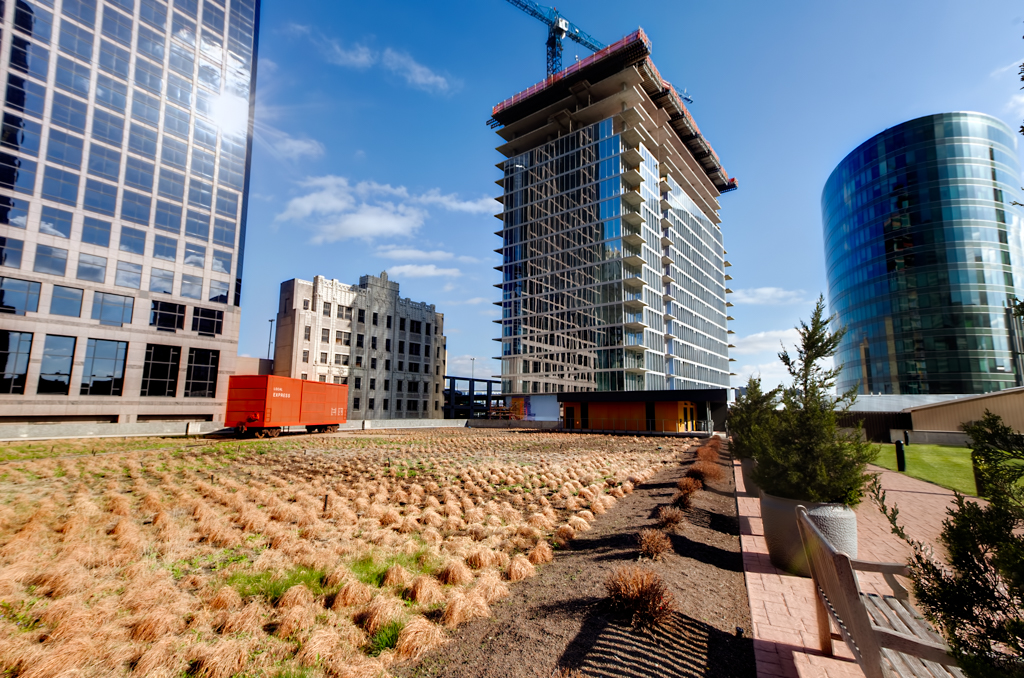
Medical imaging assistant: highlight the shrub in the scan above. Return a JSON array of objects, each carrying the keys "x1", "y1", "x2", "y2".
[
  {"x1": 436, "y1": 559, "x2": 473, "y2": 586},
  {"x1": 657, "y1": 506, "x2": 684, "y2": 528},
  {"x1": 395, "y1": 616, "x2": 447, "y2": 661},
  {"x1": 636, "y1": 529, "x2": 671, "y2": 560},
  {"x1": 367, "y1": 620, "x2": 404, "y2": 656},
  {"x1": 696, "y1": 445, "x2": 719, "y2": 463},
  {"x1": 506, "y1": 554, "x2": 535, "y2": 581},
  {"x1": 604, "y1": 565, "x2": 675, "y2": 629},
  {"x1": 684, "y1": 466, "x2": 706, "y2": 487},
  {"x1": 528, "y1": 540, "x2": 553, "y2": 564},
  {"x1": 727, "y1": 376, "x2": 779, "y2": 460},
  {"x1": 691, "y1": 460, "x2": 723, "y2": 483}
]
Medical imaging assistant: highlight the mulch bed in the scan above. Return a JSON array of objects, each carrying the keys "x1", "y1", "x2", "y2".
[{"x1": 392, "y1": 441, "x2": 755, "y2": 678}]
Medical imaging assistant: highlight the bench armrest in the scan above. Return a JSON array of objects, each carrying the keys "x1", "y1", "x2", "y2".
[
  {"x1": 874, "y1": 627, "x2": 958, "y2": 667},
  {"x1": 850, "y1": 559, "x2": 911, "y2": 599}
]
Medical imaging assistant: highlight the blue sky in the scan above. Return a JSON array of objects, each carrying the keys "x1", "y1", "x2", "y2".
[{"x1": 239, "y1": 0, "x2": 1024, "y2": 388}]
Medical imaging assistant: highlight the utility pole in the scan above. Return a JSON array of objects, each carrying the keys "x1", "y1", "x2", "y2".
[{"x1": 267, "y1": 319, "x2": 275, "y2": 361}]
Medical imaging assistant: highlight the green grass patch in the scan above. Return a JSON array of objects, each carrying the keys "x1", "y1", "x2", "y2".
[
  {"x1": 348, "y1": 547, "x2": 441, "y2": 587},
  {"x1": 367, "y1": 620, "x2": 404, "y2": 656},
  {"x1": 226, "y1": 565, "x2": 329, "y2": 603},
  {"x1": 874, "y1": 443, "x2": 977, "y2": 495}
]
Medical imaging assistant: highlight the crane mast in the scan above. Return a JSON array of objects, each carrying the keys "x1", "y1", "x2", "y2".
[{"x1": 503, "y1": 0, "x2": 605, "y2": 77}]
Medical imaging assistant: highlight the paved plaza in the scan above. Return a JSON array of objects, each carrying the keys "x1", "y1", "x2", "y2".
[{"x1": 735, "y1": 460, "x2": 970, "y2": 678}]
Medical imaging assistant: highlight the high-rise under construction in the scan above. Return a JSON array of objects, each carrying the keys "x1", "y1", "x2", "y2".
[{"x1": 492, "y1": 29, "x2": 736, "y2": 396}]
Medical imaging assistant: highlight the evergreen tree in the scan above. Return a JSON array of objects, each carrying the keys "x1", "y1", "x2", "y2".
[{"x1": 727, "y1": 375, "x2": 779, "y2": 460}]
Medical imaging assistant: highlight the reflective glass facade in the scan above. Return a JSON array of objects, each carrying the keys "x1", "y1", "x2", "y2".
[
  {"x1": 823, "y1": 112, "x2": 1024, "y2": 395},
  {"x1": 0, "y1": 0, "x2": 259, "y2": 422}
]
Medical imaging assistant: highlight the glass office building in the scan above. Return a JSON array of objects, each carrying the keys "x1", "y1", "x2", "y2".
[
  {"x1": 491, "y1": 30, "x2": 736, "y2": 395},
  {"x1": 823, "y1": 112, "x2": 1024, "y2": 395},
  {"x1": 0, "y1": 0, "x2": 259, "y2": 429}
]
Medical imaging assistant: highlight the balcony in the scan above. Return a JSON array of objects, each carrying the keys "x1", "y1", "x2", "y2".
[
  {"x1": 622, "y1": 168, "x2": 643, "y2": 187},
  {"x1": 621, "y1": 127, "x2": 642, "y2": 147},
  {"x1": 621, "y1": 146, "x2": 643, "y2": 168},
  {"x1": 625, "y1": 311, "x2": 646, "y2": 331},
  {"x1": 623, "y1": 245, "x2": 644, "y2": 267},
  {"x1": 623, "y1": 268, "x2": 646, "y2": 289},
  {"x1": 624, "y1": 352, "x2": 647, "y2": 373},
  {"x1": 622, "y1": 189, "x2": 644, "y2": 207},
  {"x1": 661, "y1": 249, "x2": 672, "y2": 265},
  {"x1": 622, "y1": 209, "x2": 644, "y2": 228},
  {"x1": 663, "y1": 303, "x2": 675, "y2": 320},
  {"x1": 660, "y1": 196, "x2": 671, "y2": 211},
  {"x1": 624, "y1": 332, "x2": 646, "y2": 352},
  {"x1": 662, "y1": 266, "x2": 673, "y2": 283},
  {"x1": 623, "y1": 289, "x2": 646, "y2": 309}
]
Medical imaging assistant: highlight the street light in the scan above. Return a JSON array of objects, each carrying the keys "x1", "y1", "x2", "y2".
[
  {"x1": 267, "y1": 319, "x2": 275, "y2": 361},
  {"x1": 471, "y1": 357, "x2": 475, "y2": 379}
]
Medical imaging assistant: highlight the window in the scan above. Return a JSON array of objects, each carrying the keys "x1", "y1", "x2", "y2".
[
  {"x1": 153, "y1": 234, "x2": 177, "y2": 261},
  {"x1": 184, "y1": 242, "x2": 205, "y2": 268},
  {"x1": 0, "y1": 237, "x2": 23, "y2": 268},
  {"x1": 356, "y1": 334, "x2": 364, "y2": 348},
  {"x1": 169, "y1": 42, "x2": 194, "y2": 75},
  {"x1": 10, "y1": 39, "x2": 51, "y2": 83},
  {"x1": 79, "y1": 217, "x2": 110, "y2": 249},
  {"x1": 370, "y1": 357, "x2": 377, "y2": 369},
  {"x1": 342, "y1": 354, "x2": 349, "y2": 366},
  {"x1": 128, "y1": 123, "x2": 157, "y2": 157},
  {"x1": 368, "y1": 398, "x2": 375, "y2": 410},
  {"x1": 383, "y1": 399, "x2": 389, "y2": 411},
  {"x1": 14, "y1": 1, "x2": 53, "y2": 44},
  {"x1": 141, "y1": 344, "x2": 179, "y2": 396},
  {"x1": 119, "y1": 227, "x2": 145, "y2": 255},
  {"x1": 95, "y1": 74, "x2": 127, "y2": 111},
  {"x1": 383, "y1": 379, "x2": 390, "y2": 390},
  {"x1": 0, "y1": 330, "x2": 32, "y2": 394},
  {"x1": 140, "y1": 0, "x2": 167, "y2": 29},
  {"x1": 353, "y1": 397, "x2": 360, "y2": 410},
  {"x1": 371, "y1": 336, "x2": 377, "y2": 350},
  {"x1": 302, "y1": 350, "x2": 308, "y2": 363},
  {"x1": 396, "y1": 380, "x2": 403, "y2": 392},
  {"x1": 318, "y1": 375, "x2": 326, "y2": 383},
  {"x1": 167, "y1": 74, "x2": 191, "y2": 107},
  {"x1": 434, "y1": 400, "x2": 439, "y2": 411},
  {"x1": 83, "y1": 179, "x2": 116, "y2": 216},
  {"x1": 157, "y1": 168, "x2": 186, "y2": 201},
  {"x1": 300, "y1": 372, "x2": 307, "y2": 380},
  {"x1": 320, "y1": 352, "x2": 327, "y2": 363},
  {"x1": 91, "y1": 291, "x2": 132, "y2": 326},
  {"x1": 410, "y1": 362, "x2": 420, "y2": 373},
  {"x1": 344, "y1": 307, "x2": 352, "y2": 320},
  {"x1": 161, "y1": 136, "x2": 187, "y2": 169},
  {"x1": 75, "y1": 253, "x2": 106, "y2": 282},
  {"x1": 50, "y1": 286, "x2": 82, "y2": 317},
  {"x1": 0, "y1": 197, "x2": 30, "y2": 229},
  {"x1": 192, "y1": 148, "x2": 215, "y2": 178},
  {"x1": 333, "y1": 376, "x2": 343, "y2": 384},
  {"x1": 302, "y1": 299, "x2": 310, "y2": 310},
  {"x1": 47, "y1": 129, "x2": 83, "y2": 169},
  {"x1": 357, "y1": 309, "x2": 365, "y2": 323},
  {"x1": 354, "y1": 377, "x2": 361, "y2": 389},
  {"x1": 184, "y1": 347, "x2": 218, "y2": 397},
  {"x1": 87, "y1": 145, "x2": 120, "y2": 181},
  {"x1": 386, "y1": 315, "x2": 392, "y2": 329},
  {"x1": 427, "y1": 323, "x2": 431, "y2": 335},
  {"x1": 42, "y1": 166, "x2": 80, "y2": 206},
  {"x1": 155, "y1": 202, "x2": 181, "y2": 233},
  {"x1": 410, "y1": 320, "x2": 422, "y2": 334},
  {"x1": 398, "y1": 341, "x2": 405, "y2": 354},
  {"x1": 409, "y1": 343, "x2": 421, "y2": 356},
  {"x1": 164, "y1": 105, "x2": 190, "y2": 138},
  {"x1": 34, "y1": 244, "x2": 68, "y2": 276},
  {"x1": 150, "y1": 300, "x2": 184, "y2": 331},
  {"x1": 180, "y1": 274, "x2": 202, "y2": 299},
  {"x1": 208, "y1": 279, "x2": 228, "y2": 303},
  {"x1": 0, "y1": 277, "x2": 40, "y2": 314},
  {"x1": 6, "y1": 77, "x2": 47, "y2": 120},
  {"x1": 191, "y1": 307, "x2": 222, "y2": 335},
  {"x1": 186, "y1": 211, "x2": 209, "y2": 240},
  {"x1": 91, "y1": 109, "x2": 124, "y2": 146},
  {"x1": 400, "y1": 318, "x2": 406, "y2": 331},
  {"x1": 323, "y1": 302, "x2": 331, "y2": 317},
  {"x1": 55, "y1": 56, "x2": 91, "y2": 97},
  {"x1": 0, "y1": 152, "x2": 37, "y2": 194},
  {"x1": 385, "y1": 338, "x2": 391, "y2": 352},
  {"x1": 334, "y1": 353, "x2": 342, "y2": 365},
  {"x1": 98, "y1": 39, "x2": 129, "y2": 78},
  {"x1": 38, "y1": 206, "x2": 72, "y2": 238},
  {"x1": 115, "y1": 261, "x2": 141, "y2": 288},
  {"x1": 372, "y1": 312, "x2": 378, "y2": 326},
  {"x1": 38, "y1": 334, "x2": 76, "y2": 394},
  {"x1": 209, "y1": 250, "x2": 230, "y2": 274},
  {"x1": 321, "y1": 328, "x2": 330, "y2": 343},
  {"x1": 134, "y1": 58, "x2": 163, "y2": 94},
  {"x1": 80, "y1": 339, "x2": 126, "y2": 396},
  {"x1": 408, "y1": 381, "x2": 419, "y2": 394},
  {"x1": 137, "y1": 26, "x2": 164, "y2": 61},
  {"x1": 407, "y1": 400, "x2": 418, "y2": 412},
  {"x1": 396, "y1": 399, "x2": 401, "y2": 411},
  {"x1": 385, "y1": 359, "x2": 390, "y2": 370},
  {"x1": 303, "y1": 325, "x2": 311, "y2": 341},
  {"x1": 343, "y1": 332, "x2": 351, "y2": 346},
  {"x1": 397, "y1": 361, "x2": 403, "y2": 371},
  {"x1": 125, "y1": 157, "x2": 154, "y2": 192},
  {"x1": 63, "y1": 0, "x2": 96, "y2": 27},
  {"x1": 121, "y1": 190, "x2": 152, "y2": 224},
  {"x1": 369, "y1": 378, "x2": 376, "y2": 390}
]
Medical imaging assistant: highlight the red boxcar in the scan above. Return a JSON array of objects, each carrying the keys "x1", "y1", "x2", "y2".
[{"x1": 226, "y1": 375, "x2": 348, "y2": 437}]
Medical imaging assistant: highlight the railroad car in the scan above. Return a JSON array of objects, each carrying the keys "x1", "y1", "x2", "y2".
[{"x1": 225, "y1": 375, "x2": 348, "y2": 437}]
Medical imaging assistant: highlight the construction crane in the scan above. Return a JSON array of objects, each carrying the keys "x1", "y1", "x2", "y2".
[{"x1": 503, "y1": 0, "x2": 605, "y2": 77}]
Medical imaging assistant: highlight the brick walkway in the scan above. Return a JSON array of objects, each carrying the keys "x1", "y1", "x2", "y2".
[{"x1": 735, "y1": 460, "x2": 973, "y2": 678}]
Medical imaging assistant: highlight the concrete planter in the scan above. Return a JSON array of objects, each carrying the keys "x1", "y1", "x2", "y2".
[
  {"x1": 759, "y1": 491, "x2": 858, "y2": 577},
  {"x1": 739, "y1": 457, "x2": 758, "y2": 495}
]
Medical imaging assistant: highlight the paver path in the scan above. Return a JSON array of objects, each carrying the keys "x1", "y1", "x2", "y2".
[{"x1": 736, "y1": 461, "x2": 977, "y2": 678}]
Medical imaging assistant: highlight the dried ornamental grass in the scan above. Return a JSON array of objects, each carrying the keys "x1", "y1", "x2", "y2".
[
  {"x1": 472, "y1": 571, "x2": 510, "y2": 604},
  {"x1": 440, "y1": 590, "x2": 490, "y2": 628},
  {"x1": 395, "y1": 615, "x2": 448, "y2": 660},
  {"x1": 297, "y1": 628, "x2": 346, "y2": 668},
  {"x1": 382, "y1": 564, "x2": 411, "y2": 588},
  {"x1": 506, "y1": 554, "x2": 536, "y2": 582},
  {"x1": 605, "y1": 565, "x2": 676, "y2": 630},
  {"x1": 567, "y1": 516, "x2": 591, "y2": 533},
  {"x1": 436, "y1": 558, "x2": 473, "y2": 586},
  {"x1": 277, "y1": 583, "x2": 314, "y2": 609},
  {"x1": 528, "y1": 540, "x2": 554, "y2": 565},
  {"x1": 691, "y1": 460, "x2": 723, "y2": 483},
  {"x1": 657, "y1": 506, "x2": 684, "y2": 528},
  {"x1": 358, "y1": 595, "x2": 404, "y2": 635},
  {"x1": 637, "y1": 529, "x2": 672, "y2": 561},
  {"x1": 333, "y1": 580, "x2": 374, "y2": 609},
  {"x1": 408, "y1": 575, "x2": 445, "y2": 604}
]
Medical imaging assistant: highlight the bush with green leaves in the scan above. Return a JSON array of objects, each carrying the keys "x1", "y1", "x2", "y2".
[
  {"x1": 727, "y1": 375, "x2": 780, "y2": 460},
  {"x1": 749, "y1": 296, "x2": 877, "y2": 505},
  {"x1": 872, "y1": 410, "x2": 1024, "y2": 677}
]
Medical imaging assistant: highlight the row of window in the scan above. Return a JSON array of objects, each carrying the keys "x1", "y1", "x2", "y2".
[
  {"x1": 0, "y1": 237, "x2": 230, "y2": 301},
  {"x1": 0, "y1": 329, "x2": 218, "y2": 397},
  {"x1": 299, "y1": 350, "x2": 439, "y2": 376},
  {"x1": 0, "y1": 275, "x2": 223, "y2": 332},
  {"x1": 301, "y1": 325, "x2": 435, "y2": 356},
  {"x1": 301, "y1": 299, "x2": 437, "y2": 336}
]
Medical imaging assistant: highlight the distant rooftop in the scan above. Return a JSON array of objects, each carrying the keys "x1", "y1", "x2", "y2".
[{"x1": 490, "y1": 28, "x2": 737, "y2": 194}]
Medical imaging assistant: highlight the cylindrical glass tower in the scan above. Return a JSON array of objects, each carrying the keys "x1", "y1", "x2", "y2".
[{"x1": 823, "y1": 112, "x2": 1024, "y2": 395}]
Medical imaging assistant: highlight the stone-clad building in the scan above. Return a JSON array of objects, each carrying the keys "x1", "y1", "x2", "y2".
[{"x1": 274, "y1": 273, "x2": 446, "y2": 419}]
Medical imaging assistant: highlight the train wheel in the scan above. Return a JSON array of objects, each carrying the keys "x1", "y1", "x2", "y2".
[
  {"x1": 254, "y1": 429, "x2": 267, "y2": 439},
  {"x1": 327, "y1": 424, "x2": 339, "y2": 433},
  {"x1": 268, "y1": 428, "x2": 281, "y2": 438}
]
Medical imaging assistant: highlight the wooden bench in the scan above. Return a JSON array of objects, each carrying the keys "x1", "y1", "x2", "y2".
[{"x1": 795, "y1": 506, "x2": 964, "y2": 678}]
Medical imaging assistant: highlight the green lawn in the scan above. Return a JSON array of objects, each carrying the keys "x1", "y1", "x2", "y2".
[{"x1": 873, "y1": 443, "x2": 977, "y2": 496}]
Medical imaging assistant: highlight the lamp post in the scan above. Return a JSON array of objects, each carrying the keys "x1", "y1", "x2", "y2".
[
  {"x1": 471, "y1": 357, "x2": 475, "y2": 379},
  {"x1": 267, "y1": 319, "x2": 275, "y2": 361}
]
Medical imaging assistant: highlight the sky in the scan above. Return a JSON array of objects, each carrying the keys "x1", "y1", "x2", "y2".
[{"x1": 238, "y1": 0, "x2": 1024, "y2": 389}]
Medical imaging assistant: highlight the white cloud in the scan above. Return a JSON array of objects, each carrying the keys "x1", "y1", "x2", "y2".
[
  {"x1": 730, "y1": 287, "x2": 809, "y2": 305},
  {"x1": 382, "y1": 48, "x2": 452, "y2": 93},
  {"x1": 731, "y1": 361, "x2": 791, "y2": 389},
  {"x1": 264, "y1": 128, "x2": 325, "y2": 160},
  {"x1": 731, "y1": 328, "x2": 800, "y2": 356},
  {"x1": 442, "y1": 283, "x2": 457, "y2": 292},
  {"x1": 463, "y1": 297, "x2": 490, "y2": 305},
  {"x1": 447, "y1": 354, "x2": 494, "y2": 379},
  {"x1": 1005, "y1": 93, "x2": 1024, "y2": 119},
  {"x1": 388, "y1": 264, "x2": 462, "y2": 278},
  {"x1": 276, "y1": 175, "x2": 494, "y2": 244},
  {"x1": 377, "y1": 246, "x2": 455, "y2": 261},
  {"x1": 416, "y1": 189, "x2": 494, "y2": 214},
  {"x1": 991, "y1": 57, "x2": 1024, "y2": 78},
  {"x1": 323, "y1": 39, "x2": 376, "y2": 68}
]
